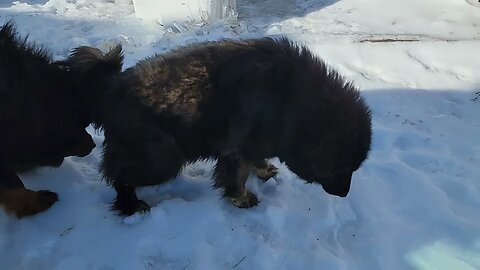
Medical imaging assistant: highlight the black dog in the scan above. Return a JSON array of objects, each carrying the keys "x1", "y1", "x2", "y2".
[
  {"x1": 66, "y1": 37, "x2": 372, "y2": 216},
  {"x1": 0, "y1": 22, "x2": 95, "y2": 218}
]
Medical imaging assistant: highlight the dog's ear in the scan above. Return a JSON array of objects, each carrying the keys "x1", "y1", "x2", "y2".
[{"x1": 66, "y1": 44, "x2": 124, "y2": 79}]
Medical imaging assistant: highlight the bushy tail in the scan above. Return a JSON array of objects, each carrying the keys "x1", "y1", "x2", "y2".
[{"x1": 62, "y1": 44, "x2": 124, "y2": 81}]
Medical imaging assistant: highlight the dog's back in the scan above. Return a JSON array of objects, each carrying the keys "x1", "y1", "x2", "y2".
[
  {"x1": 0, "y1": 22, "x2": 53, "y2": 166},
  {"x1": 68, "y1": 37, "x2": 369, "y2": 160},
  {"x1": 117, "y1": 38, "x2": 365, "y2": 158}
]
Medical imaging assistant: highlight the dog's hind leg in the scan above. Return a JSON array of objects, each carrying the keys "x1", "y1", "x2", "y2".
[
  {"x1": 253, "y1": 159, "x2": 278, "y2": 181},
  {"x1": 213, "y1": 152, "x2": 258, "y2": 208},
  {"x1": 0, "y1": 166, "x2": 58, "y2": 218}
]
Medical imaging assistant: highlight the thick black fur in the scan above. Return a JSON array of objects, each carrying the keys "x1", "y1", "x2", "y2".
[
  {"x1": 66, "y1": 37, "x2": 372, "y2": 216},
  {"x1": 0, "y1": 22, "x2": 95, "y2": 218}
]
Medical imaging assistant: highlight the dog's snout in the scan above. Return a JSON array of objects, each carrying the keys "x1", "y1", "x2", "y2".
[
  {"x1": 65, "y1": 132, "x2": 95, "y2": 157},
  {"x1": 321, "y1": 171, "x2": 353, "y2": 198}
]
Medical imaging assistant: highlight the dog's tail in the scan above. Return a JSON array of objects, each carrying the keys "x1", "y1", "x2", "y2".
[{"x1": 62, "y1": 44, "x2": 124, "y2": 81}]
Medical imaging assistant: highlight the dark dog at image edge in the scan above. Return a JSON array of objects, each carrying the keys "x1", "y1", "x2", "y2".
[
  {"x1": 65, "y1": 37, "x2": 372, "y2": 216},
  {"x1": 0, "y1": 22, "x2": 95, "y2": 218}
]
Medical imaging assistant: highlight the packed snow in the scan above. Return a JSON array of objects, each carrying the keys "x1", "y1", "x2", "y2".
[{"x1": 1, "y1": 0, "x2": 479, "y2": 269}]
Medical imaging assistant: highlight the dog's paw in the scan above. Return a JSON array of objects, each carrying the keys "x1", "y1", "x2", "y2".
[
  {"x1": 112, "y1": 197, "x2": 151, "y2": 217},
  {"x1": 35, "y1": 190, "x2": 59, "y2": 207},
  {"x1": 2, "y1": 189, "x2": 58, "y2": 218},
  {"x1": 254, "y1": 163, "x2": 278, "y2": 181},
  {"x1": 122, "y1": 211, "x2": 149, "y2": 225},
  {"x1": 23, "y1": 190, "x2": 58, "y2": 218},
  {"x1": 230, "y1": 190, "x2": 259, "y2": 208}
]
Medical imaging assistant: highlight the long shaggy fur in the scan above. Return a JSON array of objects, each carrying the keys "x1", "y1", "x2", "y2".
[
  {"x1": 67, "y1": 37, "x2": 372, "y2": 216},
  {"x1": 0, "y1": 21, "x2": 95, "y2": 218}
]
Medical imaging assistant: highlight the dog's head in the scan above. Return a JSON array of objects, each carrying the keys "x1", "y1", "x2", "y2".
[
  {"x1": 10, "y1": 65, "x2": 95, "y2": 168},
  {"x1": 35, "y1": 77, "x2": 95, "y2": 165},
  {"x1": 288, "y1": 90, "x2": 371, "y2": 197},
  {"x1": 285, "y1": 128, "x2": 371, "y2": 197},
  {"x1": 0, "y1": 21, "x2": 95, "y2": 168},
  {"x1": 276, "y1": 39, "x2": 372, "y2": 197}
]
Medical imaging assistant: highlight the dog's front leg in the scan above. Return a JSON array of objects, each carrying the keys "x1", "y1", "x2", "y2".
[
  {"x1": 111, "y1": 181, "x2": 150, "y2": 216},
  {"x1": 213, "y1": 152, "x2": 259, "y2": 208},
  {"x1": 102, "y1": 128, "x2": 183, "y2": 216},
  {"x1": 0, "y1": 165, "x2": 58, "y2": 218}
]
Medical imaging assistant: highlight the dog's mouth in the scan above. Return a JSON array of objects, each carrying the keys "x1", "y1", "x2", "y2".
[
  {"x1": 47, "y1": 157, "x2": 65, "y2": 167},
  {"x1": 35, "y1": 155, "x2": 66, "y2": 168},
  {"x1": 13, "y1": 158, "x2": 64, "y2": 172}
]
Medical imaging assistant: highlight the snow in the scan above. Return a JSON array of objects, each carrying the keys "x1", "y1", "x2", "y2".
[
  {"x1": 132, "y1": 0, "x2": 236, "y2": 27},
  {"x1": 1, "y1": 0, "x2": 480, "y2": 269}
]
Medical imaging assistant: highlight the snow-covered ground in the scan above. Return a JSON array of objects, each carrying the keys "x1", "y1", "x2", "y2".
[{"x1": 1, "y1": 0, "x2": 480, "y2": 269}]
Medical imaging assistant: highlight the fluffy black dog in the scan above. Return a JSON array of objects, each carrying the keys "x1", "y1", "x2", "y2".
[
  {"x1": 0, "y1": 22, "x2": 95, "y2": 218},
  {"x1": 66, "y1": 37, "x2": 372, "y2": 216}
]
